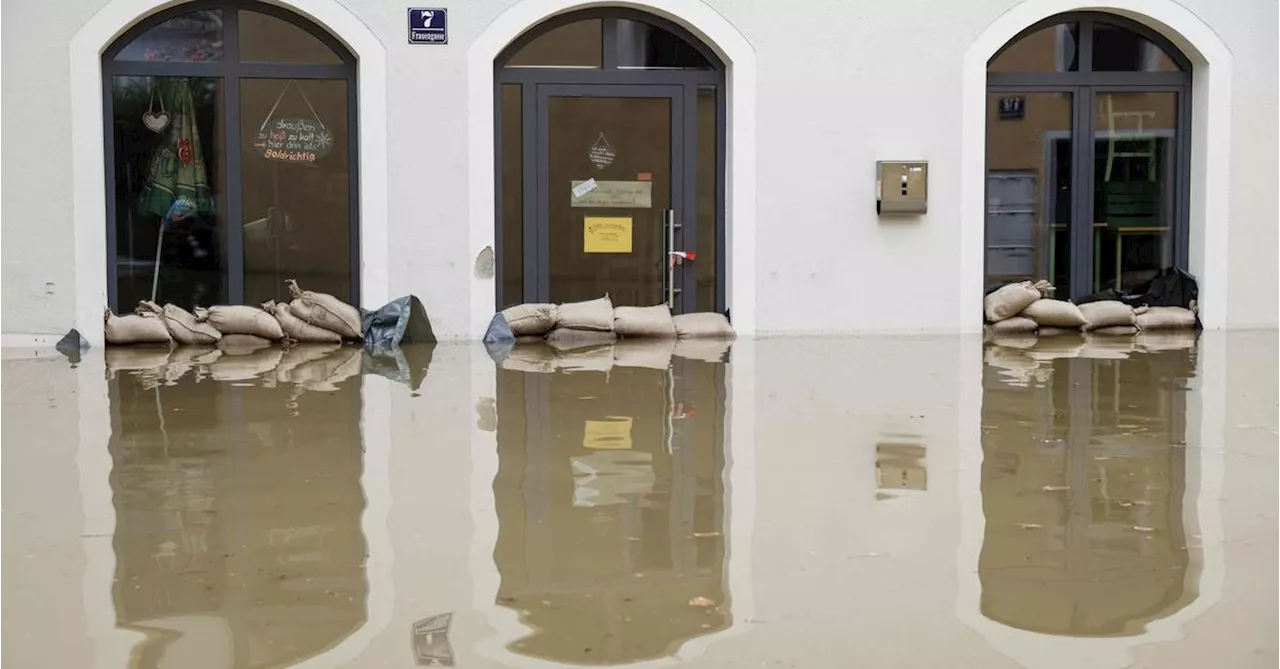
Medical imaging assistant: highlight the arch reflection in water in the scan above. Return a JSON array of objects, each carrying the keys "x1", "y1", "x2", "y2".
[
  {"x1": 979, "y1": 332, "x2": 1201, "y2": 636},
  {"x1": 105, "y1": 343, "x2": 371, "y2": 667},
  {"x1": 491, "y1": 339, "x2": 732, "y2": 664}
]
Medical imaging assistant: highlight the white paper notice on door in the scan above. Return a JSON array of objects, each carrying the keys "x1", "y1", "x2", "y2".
[
  {"x1": 570, "y1": 180, "x2": 653, "y2": 208},
  {"x1": 571, "y1": 178, "x2": 598, "y2": 199}
]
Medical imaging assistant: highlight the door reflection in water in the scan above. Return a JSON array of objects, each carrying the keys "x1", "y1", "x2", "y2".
[
  {"x1": 980, "y1": 332, "x2": 1199, "y2": 636},
  {"x1": 492, "y1": 342, "x2": 731, "y2": 663},
  {"x1": 106, "y1": 344, "x2": 367, "y2": 667}
]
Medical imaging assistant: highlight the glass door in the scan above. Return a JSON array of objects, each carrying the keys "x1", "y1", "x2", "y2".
[{"x1": 536, "y1": 85, "x2": 693, "y2": 311}]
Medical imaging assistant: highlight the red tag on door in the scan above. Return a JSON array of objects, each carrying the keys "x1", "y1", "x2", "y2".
[{"x1": 637, "y1": 172, "x2": 652, "y2": 181}]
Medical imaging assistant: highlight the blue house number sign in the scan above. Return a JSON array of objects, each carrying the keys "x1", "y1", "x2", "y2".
[{"x1": 408, "y1": 8, "x2": 447, "y2": 44}]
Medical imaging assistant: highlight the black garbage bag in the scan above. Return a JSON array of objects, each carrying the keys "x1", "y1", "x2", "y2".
[
  {"x1": 362, "y1": 295, "x2": 435, "y2": 354},
  {"x1": 1075, "y1": 267, "x2": 1199, "y2": 310},
  {"x1": 361, "y1": 343, "x2": 435, "y2": 391}
]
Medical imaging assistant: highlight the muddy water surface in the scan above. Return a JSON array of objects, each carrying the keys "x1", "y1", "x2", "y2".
[{"x1": 2, "y1": 332, "x2": 1275, "y2": 668}]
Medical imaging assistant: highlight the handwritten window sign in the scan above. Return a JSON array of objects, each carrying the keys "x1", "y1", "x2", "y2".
[
  {"x1": 584, "y1": 217, "x2": 633, "y2": 253},
  {"x1": 998, "y1": 96, "x2": 1025, "y2": 120},
  {"x1": 254, "y1": 117, "x2": 334, "y2": 163},
  {"x1": 571, "y1": 180, "x2": 652, "y2": 208},
  {"x1": 589, "y1": 132, "x2": 616, "y2": 169}
]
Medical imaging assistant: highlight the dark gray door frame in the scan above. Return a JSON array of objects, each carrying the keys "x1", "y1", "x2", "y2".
[
  {"x1": 986, "y1": 12, "x2": 1191, "y2": 300},
  {"x1": 495, "y1": 9, "x2": 726, "y2": 314},
  {"x1": 101, "y1": 0, "x2": 360, "y2": 310},
  {"x1": 532, "y1": 83, "x2": 692, "y2": 311}
]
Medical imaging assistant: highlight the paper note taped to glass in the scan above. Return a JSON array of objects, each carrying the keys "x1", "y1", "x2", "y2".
[
  {"x1": 571, "y1": 180, "x2": 652, "y2": 208},
  {"x1": 584, "y1": 217, "x2": 632, "y2": 254}
]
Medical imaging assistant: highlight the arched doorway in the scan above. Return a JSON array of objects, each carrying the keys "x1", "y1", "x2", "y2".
[
  {"x1": 985, "y1": 13, "x2": 1191, "y2": 300},
  {"x1": 103, "y1": 1, "x2": 359, "y2": 311},
  {"x1": 494, "y1": 9, "x2": 725, "y2": 314}
]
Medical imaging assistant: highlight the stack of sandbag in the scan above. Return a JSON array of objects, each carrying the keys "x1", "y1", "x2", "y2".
[
  {"x1": 984, "y1": 279, "x2": 1199, "y2": 337},
  {"x1": 983, "y1": 281, "x2": 1053, "y2": 335},
  {"x1": 286, "y1": 279, "x2": 363, "y2": 341},
  {"x1": 547, "y1": 295, "x2": 618, "y2": 349}
]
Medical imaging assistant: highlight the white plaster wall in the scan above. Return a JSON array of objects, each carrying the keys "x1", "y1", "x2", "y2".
[{"x1": 2, "y1": 0, "x2": 1275, "y2": 339}]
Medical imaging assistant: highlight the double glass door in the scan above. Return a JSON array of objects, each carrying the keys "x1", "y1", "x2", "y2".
[{"x1": 530, "y1": 85, "x2": 698, "y2": 313}]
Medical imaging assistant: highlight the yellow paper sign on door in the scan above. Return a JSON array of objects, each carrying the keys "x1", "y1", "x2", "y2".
[
  {"x1": 583, "y1": 417, "x2": 634, "y2": 450},
  {"x1": 584, "y1": 217, "x2": 632, "y2": 253}
]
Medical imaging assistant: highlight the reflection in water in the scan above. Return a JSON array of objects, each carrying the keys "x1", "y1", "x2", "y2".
[
  {"x1": 492, "y1": 343, "x2": 732, "y2": 664},
  {"x1": 106, "y1": 343, "x2": 372, "y2": 668},
  {"x1": 980, "y1": 332, "x2": 1200, "y2": 636}
]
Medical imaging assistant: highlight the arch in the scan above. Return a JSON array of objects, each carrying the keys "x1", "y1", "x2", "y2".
[
  {"x1": 70, "y1": 0, "x2": 389, "y2": 347},
  {"x1": 959, "y1": 0, "x2": 1232, "y2": 330},
  {"x1": 467, "y1": 0, "x2": 758, "y2": 336}
]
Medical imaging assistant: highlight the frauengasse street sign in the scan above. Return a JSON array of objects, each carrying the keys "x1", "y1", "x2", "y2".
[{"x1": 408, "y1": 8, "x2": 447, "y2": 44}]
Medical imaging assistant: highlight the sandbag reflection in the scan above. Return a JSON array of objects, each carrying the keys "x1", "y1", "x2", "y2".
[
  {"x1": 492, "y1": 339, "x2": 732, "y2": 663},
  {"x1": 980, "y1": 333, "x2": 1200, "y2": 636},
  {"x1": 105, "y1": 343, "x2": 371, "y2": 667}
]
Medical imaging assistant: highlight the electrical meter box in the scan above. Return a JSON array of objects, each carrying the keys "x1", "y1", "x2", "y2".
[{"x1": 876, "y1": 161, "x2": 928, "y2": 215}]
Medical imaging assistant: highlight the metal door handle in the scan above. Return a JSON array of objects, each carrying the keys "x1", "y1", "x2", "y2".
[{"x1": 665, "y1": 210, "x2": 676, "y2": 308}]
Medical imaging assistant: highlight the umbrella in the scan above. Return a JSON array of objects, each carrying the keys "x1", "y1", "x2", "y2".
[{"x1": 137, "y1": 78, "x2": 214, "y2": 301}]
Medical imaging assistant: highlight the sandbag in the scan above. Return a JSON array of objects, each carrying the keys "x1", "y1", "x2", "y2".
[
  {"x1": 673, "y1": 312, "x2": 735, "y2": 339},
  {"x1": 502, "y1": 303, "x2": 559, "y2": 336},
  {"x1": 288, "y1": 279, "x2": 362, "y2": 339},
  {"x1": 264, "y1": 300, "x2": 342, "y2": 343},
  {"x1": 987, "y1": 316, "x2": 1037, "y2": 334},
  {"x1": 1021, "y1": 299, "x2": 1087, "y2": 328},
  {"x1": 555, "y1": 295, "x2": 614, "y2": 332},
  {"x1": 1091, "y1": 325, "x2": 1139, "y2": 336},
  {"x1": 545, "y1": 327, "x2": 617, "y2": 351},
  {"x1": 104, "y1": 308, "x2": 171, "y2": 345},
  {"x1": 195, "y1": 305, "x2": 284, "y2": 340},
  {"x1": 614, "y1": 305, "x2": 676, "y2": 338},
  {"x1": 141, "y1": 301, "x2": 222, "y2": 345},
  {"x1": 1135, "y1": 306, "x2": 1198, "y2": 330},
  {"x1": 1079, "y1": 300, "x2": 1136, "y2": 331},
  {"x1": 984, "y1": 281, "x2": 1050, "y2": 322}
]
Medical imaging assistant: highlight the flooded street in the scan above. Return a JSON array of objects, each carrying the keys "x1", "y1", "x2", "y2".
[{"x1": 3, "y1": 332, "x2": 1276, "y2": 668}]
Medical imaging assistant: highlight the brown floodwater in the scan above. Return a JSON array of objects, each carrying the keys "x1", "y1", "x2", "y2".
[{"x1": 2, "y1": 332, "x2": 1276, "y2": 668}]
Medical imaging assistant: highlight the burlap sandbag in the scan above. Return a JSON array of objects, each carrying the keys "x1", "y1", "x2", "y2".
[
  {"x1": 1135, "y1": 306, "x2": 1197, "y2": 330},
  {"x1": 614, "y1": 305, "x2": 677, "y2": 338},
  {"x1": 138, "y1": 301, "x2": 222, "y2": 345},
  {"x1": 287, "y1": 279, "x2": 362, "y2": 340},
  {"x1": 195, "y1": 305, "x2": 284, "y2": 340},
  {"x1": 988, "y1": 316, "x2": 1037, "y2": 334},
  {"x1": 555, "y1": 295, "x2": 614, "y2": 332},
  {"x1": 984, "y1": 281, "x2": 1050, "y2": 322},
  {"x1": 105, "y1": 308, "x2": 172, "y2": 345},
  {"x1": 264, "y1": 300, "x2": 342, "y2": 343},
  {"x1": 502, "y1": 303, "x2": 559, "y2": 336},
  {"x1": 545, "y1": 327, "x2": 617, "y2": 351},
  {"x1": 1079, "y1": 300, "x2": 1136, "y2": 331},
  {"x1": 673, "y1": 312, "x2": 735, "y2": 339},
  {"x1": 1021, "y1": 299, "x2": 1087, "y2": 328}
]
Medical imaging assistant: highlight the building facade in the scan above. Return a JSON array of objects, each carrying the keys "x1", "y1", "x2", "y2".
[{"x1": 2, "y1": 0, "x2": 1276, "y2": 344}]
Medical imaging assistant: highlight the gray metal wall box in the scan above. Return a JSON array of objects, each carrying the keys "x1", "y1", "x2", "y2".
[{"x1": 876, "y1": 161, "x2": 928, "y2": 215}]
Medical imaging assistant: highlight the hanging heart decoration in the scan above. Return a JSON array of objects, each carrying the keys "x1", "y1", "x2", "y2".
[
  {"x1": 143, "y1": 82, "x2": 170, "y2": 134},
  {"x1": 142, "y1": 111, "x2": 171, "y2": 134}
]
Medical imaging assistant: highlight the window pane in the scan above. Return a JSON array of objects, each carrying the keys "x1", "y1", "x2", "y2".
[
  {"x1": 113, "y1": 76, "x2": 226, "y2": 309},
  {"x1": 985, "y1": 92, "x2": 1074, "y2": 294},
  {"x1": 500, "y1": 84, "x2": 524, "y2": 307},
  {"x1": 239, "y1": 10, "x2": 342, "y2": 64},
  {"x1": 695, "y1": 86, "x2": 718, "y2": 311},
  {"x1": 1092, "y1": 92, "x2": 1178, "y2": 293},
  {"x1": 240, "y1": 79, "x2": 352, "y2": 305},
  {"x1": 114, "y1": 10, "x2": 223, "y2": 62},
  {"x1": 988, "y1": 23, "x2": 1078, "y2": 72},
  {"x1": 1092, "y1": 23, "x2": 1182, "y2": 72},
  {"x1": 617, "y1": 19, "x2": 712, "y2": 69},
  {"x1": 504, "y1": 19, "x2": 602, "y2": 68}
]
